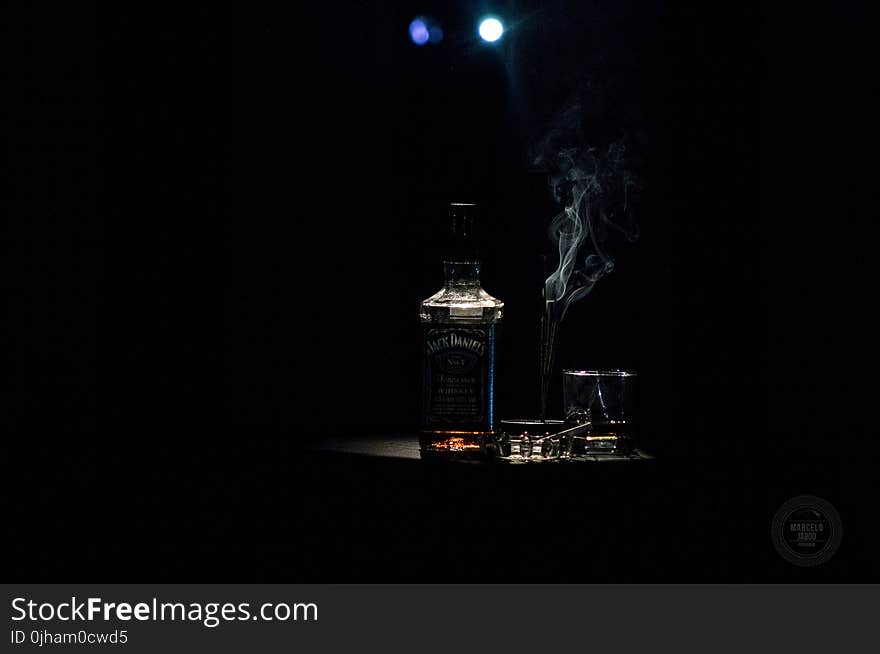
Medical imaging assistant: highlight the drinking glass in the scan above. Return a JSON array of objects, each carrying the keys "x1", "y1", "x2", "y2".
[{"x1": 562, "y1": 370, "x2": 637, "y2": 455}]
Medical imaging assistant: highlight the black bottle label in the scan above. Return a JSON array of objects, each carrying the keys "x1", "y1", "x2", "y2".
[{"x1": 422, "y1": 324, "x2": 495, "y2": 431}]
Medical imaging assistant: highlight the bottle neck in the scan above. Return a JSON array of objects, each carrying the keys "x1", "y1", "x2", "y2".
[{"x1": 443, "y1": 260, "x2": 481, "y2": 287}]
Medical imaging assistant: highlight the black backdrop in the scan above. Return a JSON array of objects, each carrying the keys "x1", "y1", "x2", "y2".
[
  {"x1": 5, "y1": 1, "x2": 879, "y2": 580},
  {"x1": 228, "y1": 0, "x2": 688, "y2": 445},
  {"x1": 103, "y1": 0, "x2": 763, "y2": 454}
]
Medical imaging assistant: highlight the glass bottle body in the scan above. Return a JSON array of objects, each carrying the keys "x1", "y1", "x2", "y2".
[{"x1": 420, "y1": 261, "x2": 503, "y2": 459}]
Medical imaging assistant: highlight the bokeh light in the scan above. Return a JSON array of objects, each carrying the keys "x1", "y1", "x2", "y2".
[
  {"x1": 409, "y1": 18, "x2": 429, "y2": 46},
  {"x1": 478, "y1": 17, "x2": 504, "y2": 42},
  {"x1": 429, "y1": 26, "x2": 443, "y2": 44}
]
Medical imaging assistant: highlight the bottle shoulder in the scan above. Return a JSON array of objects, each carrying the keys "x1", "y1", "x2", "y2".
[{"x1": 420, "y1": 285, "x2": 504, "y2": 323}]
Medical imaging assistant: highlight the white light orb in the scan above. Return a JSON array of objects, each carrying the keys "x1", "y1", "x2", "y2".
[{"x1": 478, "y1": 18, "x2": 504, "y2": 43}]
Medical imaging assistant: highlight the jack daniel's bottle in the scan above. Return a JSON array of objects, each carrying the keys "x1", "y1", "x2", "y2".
[{"x1": 420, "y1": 203, "x2": 503, "y2": 458}]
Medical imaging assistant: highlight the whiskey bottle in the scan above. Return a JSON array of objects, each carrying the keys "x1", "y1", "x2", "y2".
[{"x1": 420, "y1": 203, "x2": 504, "y2": 458}]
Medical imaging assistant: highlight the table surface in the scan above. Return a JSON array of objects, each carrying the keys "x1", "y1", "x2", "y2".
[
  {"x1": 15, "y1": 431, "x2": 855, "y2": 583},
  {"x1": 310, "y1": 433, "x2": 654, "y2": 462}
]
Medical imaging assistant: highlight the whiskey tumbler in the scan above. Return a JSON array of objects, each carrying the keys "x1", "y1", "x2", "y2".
[{"x1": 562, "y1": 370, "x2": 637, "y2": 455}]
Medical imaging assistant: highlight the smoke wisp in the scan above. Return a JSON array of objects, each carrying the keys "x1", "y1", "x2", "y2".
[
  {"x1": 532, "y1": 92, "x2": 640, "y2": 418},
  {"x1": 533, "y1": 98, "x2": 640, "y2": 321}
]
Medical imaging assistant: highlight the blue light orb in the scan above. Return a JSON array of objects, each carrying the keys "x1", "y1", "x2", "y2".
[
  {"x1": 409, "y1": 18, "x2": 429, "y2": 46},
  {"x1": 478, "y1": 17, "x2": 504, "y2": 42},
  {"x1": 429, "y1": 25, "x2": 443, "y2": 44}
]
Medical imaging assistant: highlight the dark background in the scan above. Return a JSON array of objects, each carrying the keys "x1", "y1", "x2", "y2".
[
  {"x1": 228, "y1": 0, "x2": 682, "y2": 446},
  {"x1": 3, "y1": 1, "x2": 878, "y2": 580},
  {"x1": 97, "y1": 0, "x2": 756, "y2": 455}
]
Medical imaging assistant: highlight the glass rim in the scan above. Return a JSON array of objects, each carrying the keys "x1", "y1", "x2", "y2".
[{"x1": 562, "y1": 369, "x2": 637, "y2": 377}]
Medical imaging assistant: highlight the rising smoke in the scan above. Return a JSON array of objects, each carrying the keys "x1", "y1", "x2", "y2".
[{"x1": 532, "y1": 94, "x2": 640, "y2": 322}]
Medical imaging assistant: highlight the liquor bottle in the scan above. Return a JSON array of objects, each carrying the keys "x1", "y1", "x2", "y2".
[{"x1": 420, "y1": 203, "x2": 504, "y2": 458}]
